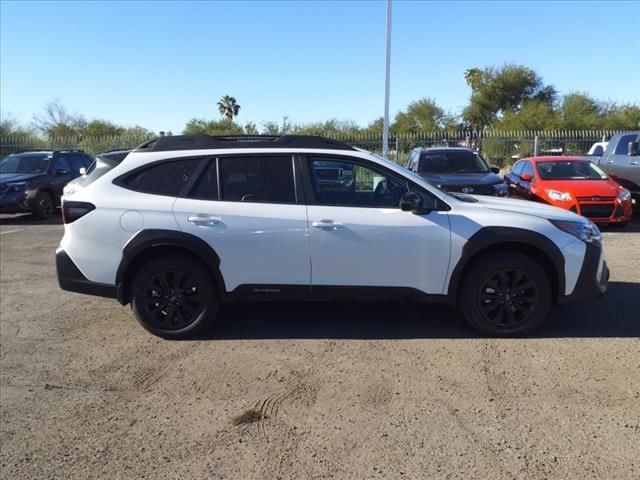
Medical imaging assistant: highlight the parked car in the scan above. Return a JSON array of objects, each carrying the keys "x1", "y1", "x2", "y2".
[
  {"x1": 57, "y1": 135, "x2": 608, "y2": 339},
  {"x1": 406, "y1": 147, "x2": 507, "y2": 196},
  {"x1": 63, "y1": 149, "x2": 132, "y2": 197},
  {"x1": 587, "y1": 141, "x2": 608, "y2": 156},
  {"x1": 505, "y1": 156, "x2": 633, "y2": 227},
  {"x1": 0, "y1": 150, "x2": 93, "y2": 219},
  {"x1": 591, "y1": 131, "x2": 640, "y2": 199}
]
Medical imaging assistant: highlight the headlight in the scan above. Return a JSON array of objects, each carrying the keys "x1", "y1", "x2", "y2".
[
  {"x1": 550, "y1": 220, "x2": 601, "y2": 244},
  {"x1": 6, "y1": 182, "x2": 27, "y2": 192},
  {"x1": 545, "y1": 189, "x2": 572, "y2": 201},
  {"x1": 618, "y1": 189, "x2": 631, "y2": 202},
  {"x1": 492, "y1": 183, "x2": 508, "y2": 196}
]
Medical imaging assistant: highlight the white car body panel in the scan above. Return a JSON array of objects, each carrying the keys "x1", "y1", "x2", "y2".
[
  {"x1": 173, "y1": 198, "x2": 310, "y2": 290},
  {"x1": 307, "y1": 206, "x2": 451, "y2": 293}
]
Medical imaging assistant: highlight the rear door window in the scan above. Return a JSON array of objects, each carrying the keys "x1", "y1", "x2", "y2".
[{"x1": 218, "y1": 155, "x2": 295, "y2": 203}]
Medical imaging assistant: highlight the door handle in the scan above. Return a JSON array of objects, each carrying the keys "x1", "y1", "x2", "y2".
[
  {"x1": 188, "y1": 214, "x2": 221, "y2": 226},
  {"x1": 312, "y1": 219, "x2": 344, "y2": 229},
  {"x1": 630, "y1": 161, "x2": 639, "y2": 165},
  {"x1": 606, "y1": 161, "x2": 615, "y2": 164}
]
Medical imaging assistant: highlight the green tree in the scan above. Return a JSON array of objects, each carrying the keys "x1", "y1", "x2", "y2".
[
  {"x1": 392, "y1": 98, "x2": 446, "y2": 133},
  {"x1": 183, "y1": 118, "x2": 243, "y2": 136},
  {"x1": 494, "y1": 101, "x2": 559, "y2": 131},
  {"x1": 0, "y1": 115, "x2": 33, "y2": 137},
  {"x1": 601, "y1": 103, "x2": 640, "y2": 130},
  {"x1": 216, "y1": 95, "x2": 241, "y2": 121},
  {"x1": 244, "y1": 122, "x2": 258, "y2": 135},
  {"x1": 463, "y1": 64, "x2": 556, "y2": 129},
  {"x1": 558, "y1": 93, "x2": 603, "y2": 129}
]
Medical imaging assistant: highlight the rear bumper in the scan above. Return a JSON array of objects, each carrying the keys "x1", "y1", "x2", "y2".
[
  {"x1": 56, "y1": 247, "x2": 119, "y2": 299},
  {"x1": 557, "y1": 242, "x2": 609, "y2": 304}
]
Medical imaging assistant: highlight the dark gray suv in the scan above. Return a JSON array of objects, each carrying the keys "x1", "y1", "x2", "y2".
[{"x1": 0, "y1": 150, "x2": 93, "y2": 219}]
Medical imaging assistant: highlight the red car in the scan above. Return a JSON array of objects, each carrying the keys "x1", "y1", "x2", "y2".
[{"x1": 505, "y1": 156, "x2": 633, "y2": 227}]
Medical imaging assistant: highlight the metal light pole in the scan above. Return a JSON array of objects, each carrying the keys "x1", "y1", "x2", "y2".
[{"x1": 382, "y1": 0, "x2": 392, "y2": 158}]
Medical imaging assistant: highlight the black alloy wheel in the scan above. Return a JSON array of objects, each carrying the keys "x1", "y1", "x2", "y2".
[
  {"x1": 477, "y1": 267, "x2": 539, "y2": 329},
  {"x1": 459, "y1": 252, "x2": 551, "y2": 336},
  {"x1": 131, "y1": 255, "x2": 218, "y2": 339},
  {"x1": 141, "y1": 270, "x2": 203, "y2": 331}
]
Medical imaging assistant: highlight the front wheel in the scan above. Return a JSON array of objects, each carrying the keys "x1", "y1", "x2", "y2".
[
  {"x1": 32, "y1": 191, "x2": 54, "y2": 219},
  {"x1": 131, "y1": 255, "x2": 218, "y2": 339},
  {"x1": 459, "y1": 252, "x2": 551, "y2": 336}
]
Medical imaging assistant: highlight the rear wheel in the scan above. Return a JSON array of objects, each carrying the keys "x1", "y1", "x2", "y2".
[
  {"x1": 131, "y1": 255, "x2": 218, "y2": 339},
  {"x1": 459, "y1": 252, "x2": 551, "y2": 336},
  {"x1": 32, "y1": 191, "x2": 54, "y2": 220}
]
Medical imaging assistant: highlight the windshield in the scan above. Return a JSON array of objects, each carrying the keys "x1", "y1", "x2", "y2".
[
  {"x1": 536, "y1": 161, "x2": 608, "y2": 180},
  {"x1": 418, "y1": 151, "x2": 489, "y2": 174},
  {"x1": 0, "y1": 154, "x2": 50, "y2": 174}
]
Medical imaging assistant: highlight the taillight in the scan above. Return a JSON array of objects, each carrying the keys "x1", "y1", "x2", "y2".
[{"x1": 62, "y1": 201, "x2": 95, "y2": 224}]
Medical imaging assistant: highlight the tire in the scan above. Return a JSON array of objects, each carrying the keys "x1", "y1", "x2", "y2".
[
  {"x1": 32, "y1": 191, "x2": 54, "y2": 220},
  {"x1": 131, "y1": 255, "x2": 218, "y2": 339},
  {"x1": 458, "y1": 252, "x2": 551, "y2": 337}
]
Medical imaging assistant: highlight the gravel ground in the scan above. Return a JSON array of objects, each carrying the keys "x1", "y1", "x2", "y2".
[{"x1": 1, "y1": 213, "x2": 639, "y2": 479}]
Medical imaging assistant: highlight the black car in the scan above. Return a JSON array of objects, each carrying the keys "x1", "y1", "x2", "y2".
[
  {"x1": 0, "y1": 150, "x2": 93, "y2": 219},
  {"x1": 406, "y1": 147, "x2": 507, "y2": 196}
]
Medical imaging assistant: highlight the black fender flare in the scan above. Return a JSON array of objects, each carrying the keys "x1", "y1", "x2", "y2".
[
  {"x1": 115, "y1": 229, "x2": 226, "y2": 304},
  {"x1": 446, "y1": 226, "x2": 566, "y2": 303}
]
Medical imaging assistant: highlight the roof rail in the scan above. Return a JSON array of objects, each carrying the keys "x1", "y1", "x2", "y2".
[{"x1": 134, "y1": 135, "x2": 356, "y2": 152}]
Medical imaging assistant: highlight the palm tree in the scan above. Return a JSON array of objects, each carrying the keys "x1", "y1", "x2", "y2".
[{"x1": 217, "y1": 96, "x2": 241, "y2": 121}]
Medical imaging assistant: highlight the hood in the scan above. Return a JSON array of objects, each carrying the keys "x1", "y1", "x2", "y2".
[
  {"x1": 539, "y1": 179, "x2": 622, "y2": 197},
  {"x1": 466, "y1": 195, "x2": 586, "y2": 222},
  {"x1": 0, "y1": 173, "x2": 44, "y2": 183},
  {"x1": 418, "y1": 171, "x2": 503, "y2": 186}
]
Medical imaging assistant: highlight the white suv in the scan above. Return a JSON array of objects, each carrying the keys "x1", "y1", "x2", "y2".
[{"x1": 56, "y1": 135, "x2": 609, "y2": 338}]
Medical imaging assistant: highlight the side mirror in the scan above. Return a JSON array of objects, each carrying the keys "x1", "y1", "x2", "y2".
[
  {"x1": 490, "y1": 166, "x2": 500, "y2": 174},
  {"x1": 55, "y1": 169, "x2": 70, "y2": 176},
  {"x1": 79, "y1": 167, "x2": 86, "y2": 176},
  {"x1": 519, "y1": 173, "x2": 533, "y2": 182},
  {"x1": 400, "y1": 192, "x2": 433, "y2": 214},
  {"x1": 628, "y1": 141, "x2": 639, "y2": 156},
  {"x1": 609, "y1": 172, "x2": 618, "y2": 180}
]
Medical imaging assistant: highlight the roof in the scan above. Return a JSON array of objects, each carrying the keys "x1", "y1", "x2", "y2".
[{"x1": 135, "y1": 135, "x2": 356, "y2": 152}]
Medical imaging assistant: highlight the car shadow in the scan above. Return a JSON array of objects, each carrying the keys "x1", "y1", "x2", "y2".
[
  {"x1": 196, "y1": 281, "x2": 639, "y2": 340},
  {"x1": 0, "y1": 211, "x2": 62, "y2": 226}
]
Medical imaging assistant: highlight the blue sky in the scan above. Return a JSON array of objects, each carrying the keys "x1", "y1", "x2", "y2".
[{"x1": 2, "y1": 0, "x2": 639, "y2": 133}]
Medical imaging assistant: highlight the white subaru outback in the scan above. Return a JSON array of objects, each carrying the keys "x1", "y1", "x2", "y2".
[{"x1": 56, "y1": 135, "x2": 609, "y2": 338}]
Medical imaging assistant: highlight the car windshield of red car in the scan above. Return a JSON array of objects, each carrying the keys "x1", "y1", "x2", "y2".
[{"x1": 536, "y1": 161, "x2": 608, "y2": 180}]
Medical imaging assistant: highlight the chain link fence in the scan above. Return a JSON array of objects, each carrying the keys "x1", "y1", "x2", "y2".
[{"x1": 0, "y1": 130, "x2": 619, "y2": 167}]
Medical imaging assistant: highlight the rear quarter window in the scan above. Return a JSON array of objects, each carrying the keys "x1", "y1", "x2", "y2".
[{"x1": 119, "y1": 158, "x2": 201, "y2": 196}]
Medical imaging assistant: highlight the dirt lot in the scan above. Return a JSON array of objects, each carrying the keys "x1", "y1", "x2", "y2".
[{"x1": 1, "y1": 213, "x2": 639, "y2": 480}]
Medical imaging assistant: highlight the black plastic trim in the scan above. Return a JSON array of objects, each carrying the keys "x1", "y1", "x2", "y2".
[
  {"x1": 228, "y1": 284, "x2": 448, "y2": 302},
  {"x1": 115, "y1": 229, "x2": 226, "y2": 305},
  {"x1": 557, "y1": 243, "x2": 608, "y2": 304},
  {"x1": 446, "y1": 227, "x2": 566, "y2": 304},
  {"x1": 56, "y1": 248, "x2": 117, "y2": 299}
]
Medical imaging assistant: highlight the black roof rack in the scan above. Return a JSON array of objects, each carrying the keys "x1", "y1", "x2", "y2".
[{"x1": 135, "y1": 135, "x2": 356, "y2": 152}]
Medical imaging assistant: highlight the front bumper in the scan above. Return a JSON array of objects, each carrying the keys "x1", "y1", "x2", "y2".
[
  {"x1": 56, "y1": 247, "x2": 119, "y2": 299},
  {"x1": 557, "y1": 242, "x2": 609, "y2": 304},
  {"x1": 0, "y1": 191, "x2": 33, "y2": 213}
]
